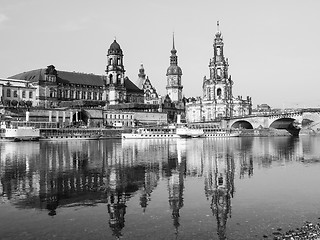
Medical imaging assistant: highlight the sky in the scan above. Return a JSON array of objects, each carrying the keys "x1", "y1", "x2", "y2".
[{"x1": 1, "y1": 0, "x2": 320, "y2": 109}]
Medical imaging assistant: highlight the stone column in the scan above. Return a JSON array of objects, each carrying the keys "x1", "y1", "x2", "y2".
[
  {"x1": 56, "y1": 111, "x2": 59, "y2": 122},
  {"x1": 26, "y1": 111, "x2": 30, "y2": 122},
  {"x1": 70, "y1": 111, "x2": 73, "y2": 123},
  {"x1": 62, "y1": 111, "x2": 66, "y2": 123},
  {"x1": 49, "y1": 111, "x2": 52, "y2": 122},
  {"x1": 75, "y1": 111, "x2": 78, "y2": 122}
]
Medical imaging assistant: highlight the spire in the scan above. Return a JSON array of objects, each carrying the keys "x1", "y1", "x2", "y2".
[
  {"x1": 171, "y1": 32, "x2": 177, "y2": 55},
  {"x1": 173, "y1": 32, "x2": 175, "y2": 50},
  {"x1": 217, "y1": 21, "x2": 220, "y2": 32}
]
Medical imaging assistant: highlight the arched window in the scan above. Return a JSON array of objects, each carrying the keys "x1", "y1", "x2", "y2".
[
  {"x1": 217, "y1": 47, "x2": 221, "y2": 56},
  {"x1": 117, "y1": 74, "x2": 121, "y2": 84},
  {"x1": 217, "y1": 68, "x2": 221, "y2": 79},
  {"x1": 217, "y1": 88, "x2": 222, "y2": 98},
  {"x1": 109, "y1": 74, "x2": 113, "y2": 84},
  {"x1": 109, "y1": 58, "x2": 113, "y2": 65}
]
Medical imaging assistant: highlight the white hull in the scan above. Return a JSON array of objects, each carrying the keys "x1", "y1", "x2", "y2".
[
  {"x1": 122, "y1": 133, "x2": 179, "y2": 139},
  {"x1": 122, "y1": 126, "x2": 179, "y2": 139},
  {"x1": 0, "y1": 127, "x2": 40, "y2": 141},
  {"x1": 40, "y1": 134, "x2": 101, "y2": 141},
  {"x1": 203, "y1": 131, "x2": 240, "y2": 138},
  {"x1": 176, "y1": 127, "x2": 204, "y2": 138}
]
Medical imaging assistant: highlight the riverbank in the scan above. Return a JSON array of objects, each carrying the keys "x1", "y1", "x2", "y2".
[{"x1": 268, "y1": 221, "x2": 320, "y2": 239}]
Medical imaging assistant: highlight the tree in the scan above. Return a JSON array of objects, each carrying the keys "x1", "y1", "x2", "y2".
[
  {"x1": 11, "y1": 99, "x2": 18, "y2": 107},
  {"x1": 19, "y1": 100, "x2": 25, "y2": 107},
  {"x1": 25, "y1": 100, "x2": 33, "y2": 108}
]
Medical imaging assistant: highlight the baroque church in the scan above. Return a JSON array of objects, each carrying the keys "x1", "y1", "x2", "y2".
[{"x1": 186, "y1": 22, "x2": 252, "y2": 123}]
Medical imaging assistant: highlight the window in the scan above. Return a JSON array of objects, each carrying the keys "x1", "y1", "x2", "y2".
[
  {"x1": 99, "y1": 93, "x2": 102, "y2": 100},
  {"x1": 7, "y1": 89, "x2": 11, "y2": 97},
  {"x1": 70, "y1": 90, "x2": 74, "y2": 99},
  {"x1": 93, "y1": 92, "x2": 97, "y2": 100},
  {"x1": 29, "y1": 91, "x2": 33, "y2": 99},
  {"x1": 217, "y1": 47, "x2": 221, "y2": 56},
  {"x1": 217, "y1": 88, "x2": 222, "y2": 98},
  {"x1": 13, "y1": 90, "x2": 18, "y2": 98},
  {"x1": 22, "y1": 91, "x2": 26, "y2": 98},
  {"x1": 217, "y1": 68, "x2": 221, "y2": 78},
  {"x1": 82, "y1": 91, "x2": 86, "y2": 99},
  {"x1": 88, "y1": 92, "x2": 92, "y2": 100}
]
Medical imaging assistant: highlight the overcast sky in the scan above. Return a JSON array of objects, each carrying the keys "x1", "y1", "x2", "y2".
[{"x1": 1, "y1": 0, "x2": 319, "y2": 108}]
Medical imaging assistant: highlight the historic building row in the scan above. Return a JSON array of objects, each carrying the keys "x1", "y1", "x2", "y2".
[
  {"x1": 2, "y1": 37, "x2": 185, "y2": 125},
  {"x1": 2, "y1": 24, "x2": 252, "y2": 125}
]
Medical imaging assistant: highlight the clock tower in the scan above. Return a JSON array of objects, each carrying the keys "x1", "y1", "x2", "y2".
[{"x1": 166, "y1": 34, "x2": 183, "y2": 103}]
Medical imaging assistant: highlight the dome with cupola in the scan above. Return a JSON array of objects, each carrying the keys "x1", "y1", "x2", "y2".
[
  {"x1": 108, "y1": 39, "x2": 123, "y2": 56},
  {"x1": 166, "y1": 65, "x2": 182, "y2": 76}
]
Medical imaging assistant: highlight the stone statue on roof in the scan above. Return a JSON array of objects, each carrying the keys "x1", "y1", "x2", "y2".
[{"x1": 45, "y1": 65, "x2": 57, "y2": 76}]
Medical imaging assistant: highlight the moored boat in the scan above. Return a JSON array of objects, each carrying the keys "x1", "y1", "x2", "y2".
[
  {"x1": 122, "y1": 126, "x2": 179, "y2": 139},
  {"x1": 202, "y1": 127, "x2": 240, "y2": 138},
  {"x1": 0, "y1": 121, "x2": 41, "y2": 142},
  {"x1": 176, "y1": 126, "x2": 204, "y2": 138},
  {"x1": 39, "y1": 128, "x2": 102, "y2": 141}
]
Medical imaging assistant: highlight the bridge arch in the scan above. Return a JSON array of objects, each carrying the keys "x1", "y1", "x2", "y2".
[
  {"x1": 269, "y1": 117, "x2": 296, "y2": 129},
  {"x1": 231, "y1": 120, "x2": 253, "y2": 129}
]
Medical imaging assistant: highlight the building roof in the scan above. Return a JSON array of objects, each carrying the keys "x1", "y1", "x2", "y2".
[
  {"x1": 9, "y1": 68, "x2": 144, "y2": 94},
  {"x1": 108, "y1": 40, "x2": 123, "y2": 56},
  {"x1": 124, "y1": 77, "x2": 144, "y2": 93},
  {"x1": 9, "y1": 69, "x2": 105, "y2": 87}
]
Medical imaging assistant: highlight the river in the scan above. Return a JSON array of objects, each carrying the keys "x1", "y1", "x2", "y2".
[{"x1": 1, "y1": 136, "x2": 320, "y2": 240}]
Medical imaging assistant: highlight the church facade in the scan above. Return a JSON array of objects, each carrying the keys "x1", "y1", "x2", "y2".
[{"x1": 186, "y1": 23, "x2": 252, "y2": 123}]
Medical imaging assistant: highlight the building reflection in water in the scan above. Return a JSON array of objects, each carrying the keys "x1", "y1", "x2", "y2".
[
  {"x1": 1, "y1": 136, "x2": 319, "y2": 239},
  {"x1": 202, "y1": 139, "x2": 235, "y2": 240},
  {"x1": 166, "y1": 139, "x2": 186, "y2": 236}
]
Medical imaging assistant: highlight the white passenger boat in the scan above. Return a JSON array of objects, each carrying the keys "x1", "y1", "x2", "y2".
[
  {"x1": 175, "y1": 126, "x2": 204, "y2": 138},
  {"x1": 122, "y1": 126, "x2": 179, "y2": 139},
  {"x1": 202, "y1": 127, "x2": 240, "y2": 138},
  {"x1": 0, "y1": 121, "x2": 41, "y2": 141},
  {"x1": 39, "y1": 128, "x2": 102, "y2": 141}
]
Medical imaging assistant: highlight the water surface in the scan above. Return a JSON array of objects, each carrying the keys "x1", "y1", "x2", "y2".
[{"x1": 1, "y1": 136, "x2": 320, "y2": 240}]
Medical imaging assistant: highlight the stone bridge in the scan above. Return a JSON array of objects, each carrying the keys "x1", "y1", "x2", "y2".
[{"x1": 225, "y1": 109, "x2": 320, "y2": 135}]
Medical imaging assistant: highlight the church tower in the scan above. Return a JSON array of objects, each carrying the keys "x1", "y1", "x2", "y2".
[
  {"x1": 105, "y1": 39, "x2": 126, "y2": 105},
  {"x1": 203, "y1": 21, "x2": 234, "y2": 118},
  {"x1": 166, "y1": 34, "x2": 183, "y2": 103}
]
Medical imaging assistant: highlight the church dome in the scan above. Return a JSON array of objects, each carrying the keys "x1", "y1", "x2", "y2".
[
  {"x1": 108, "y1": 40, "x2": 123, "y2": 56},
  {"x1": 166, "y1": 65, "x2": 182, "y2": 76}
]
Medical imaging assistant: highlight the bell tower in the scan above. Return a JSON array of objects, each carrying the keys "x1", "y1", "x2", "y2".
[
  {"x1": 203, "y1": 21, "x2": 234, "y2": 118},
  {"x1": 209, "y1": 21, "x2": 233, "y2": 102},
  {"x1": 105, "y1": 39, "x2": 126, "y2": 105},
  {"x1": 166, "y1": 34, "x2": 183, "y2": 103}
]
